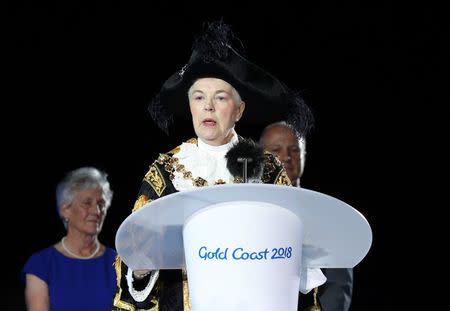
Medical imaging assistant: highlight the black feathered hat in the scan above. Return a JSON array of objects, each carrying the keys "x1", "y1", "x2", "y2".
[{"x1": 148, "y1": 20, "x2": 314, "y2": 137}]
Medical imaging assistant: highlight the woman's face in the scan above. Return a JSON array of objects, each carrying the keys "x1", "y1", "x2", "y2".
[
  {"x1": 189, "y1": 78, "x2": 245, "y2": 146},
  {"x1": 62, "y1": 187, "x2": 107, "y2": 236}
]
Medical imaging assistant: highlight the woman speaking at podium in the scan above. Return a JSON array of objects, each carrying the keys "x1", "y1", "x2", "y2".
[{"x1": 112, "y1": 20, "x2": 315, "y2": 311}]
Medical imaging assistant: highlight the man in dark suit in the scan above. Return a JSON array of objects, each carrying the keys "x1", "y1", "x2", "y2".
[{"x1": 260, "y1": 121, "x2": 353, "y2": 311}]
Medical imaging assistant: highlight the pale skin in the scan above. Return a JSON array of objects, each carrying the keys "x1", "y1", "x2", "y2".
[
  {"x1": 25, "y1": 187, "x2": 107, "y2": 311},
  {"x1": 189, "y1": 77, "x2": 245, "y2": 146},
  {"x1": 260, "y1": 124, "x2": 301, "y2": 185}
]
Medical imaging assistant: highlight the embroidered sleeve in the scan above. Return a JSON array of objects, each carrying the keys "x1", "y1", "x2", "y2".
[
  {"x1": 132, "y1": 155, "x2": 178, "y2": 211},
  {"x1": 143, "y1": 163, "x2": 167, "y2": 197},
  {"x1": 261, "y1": 151, "x2": 292, "y2": 185},
  {"x1": 113, "y1": 146, "x2": 185, "y2": 310}
]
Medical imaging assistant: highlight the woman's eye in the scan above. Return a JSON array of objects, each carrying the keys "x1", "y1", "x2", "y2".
[{"x1": 215, "y1": 93, "x2": 229, "y2": 101}]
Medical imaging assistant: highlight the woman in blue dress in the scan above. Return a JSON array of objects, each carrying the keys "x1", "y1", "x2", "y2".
[{"x1": 22, "y1": 167, "x2": 117, "y2": 311}]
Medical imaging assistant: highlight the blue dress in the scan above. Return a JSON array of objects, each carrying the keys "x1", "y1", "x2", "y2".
[{"x1": 22, "y1": 245, "x2": 117, "y2": 311}]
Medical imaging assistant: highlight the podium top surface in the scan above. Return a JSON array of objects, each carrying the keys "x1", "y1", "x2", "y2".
[{"x1": 115, "y1": 184, "x2": 372, "y2": 270}]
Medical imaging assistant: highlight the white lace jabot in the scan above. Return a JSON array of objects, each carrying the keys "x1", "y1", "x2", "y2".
[{"x1": 171, "y1": 130, "x2": 239, "y2": 191}]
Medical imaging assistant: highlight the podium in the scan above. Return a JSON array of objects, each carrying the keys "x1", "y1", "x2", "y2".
[{"x1": 115, "y1": 184, "x2": 372, "y2": 311}]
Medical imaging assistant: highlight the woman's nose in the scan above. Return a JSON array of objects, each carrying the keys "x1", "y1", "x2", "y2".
[
  {"x1": 204, "y1": 98, "x2": 215, "y2": 111},
  {"x1": 89, "y1": 204, "x2": 104, "y2": 215}
]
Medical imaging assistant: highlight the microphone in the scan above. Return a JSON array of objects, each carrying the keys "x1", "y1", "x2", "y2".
[{"x1": 225, "y1": 138, "x2": 265, "y2": 183}]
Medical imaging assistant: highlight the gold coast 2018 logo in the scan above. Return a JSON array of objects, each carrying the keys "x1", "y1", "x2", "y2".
[{"x1": 198, "y1": 246, "x2": 293, "y2": 261}]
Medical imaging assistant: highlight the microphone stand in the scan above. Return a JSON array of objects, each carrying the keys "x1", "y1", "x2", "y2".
[{"x1": 237, "y1": 158, "x2": 253, "y2": 183}]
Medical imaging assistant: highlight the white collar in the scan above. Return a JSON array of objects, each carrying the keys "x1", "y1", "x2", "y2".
[
  {"x1": 197, "y1": 130, "x2": 239, "y2": 155},
  {"x1": 171, "y1": 130, "x2": 239, "y2": 190}
]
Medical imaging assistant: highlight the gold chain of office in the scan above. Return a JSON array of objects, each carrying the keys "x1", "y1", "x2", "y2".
[{"x1": 157, "y1": 154, "x2": 244, "y2": 187}]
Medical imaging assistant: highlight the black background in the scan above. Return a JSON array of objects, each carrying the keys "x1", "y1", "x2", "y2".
[{"x1": 5, "y1": 1, "x2": 447, "y2": 310}]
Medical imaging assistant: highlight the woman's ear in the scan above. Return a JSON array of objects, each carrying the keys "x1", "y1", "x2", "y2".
[
  {"x1": 59, "y1": 202, "x2": 71, "y2": 220},
  {"x1": 236, "y1": 101, "x2": 245, "y2": 121}
]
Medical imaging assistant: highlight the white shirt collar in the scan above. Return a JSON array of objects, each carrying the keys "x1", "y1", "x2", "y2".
[
  {"x1": 197, "y1": 129, "x2": 239, "y2": 155},
  {"x1": 171, "y1": 130, "x2": 239, "y2": 191}
]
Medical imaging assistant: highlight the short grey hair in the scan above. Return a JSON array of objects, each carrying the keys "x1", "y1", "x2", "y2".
[
  {"x1": 56, "y1": 167, "x2": 113, "y2": 219},
  {"x1": 187, "y1": 80, "x2": 243, "y2": 106},
  {"x1": 260, "y1": 121, "x2": 301, "y2": 141}
]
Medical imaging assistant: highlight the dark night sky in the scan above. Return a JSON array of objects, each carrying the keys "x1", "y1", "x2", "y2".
[{"x1": 6, "y1": 1, "x2": 447, "y2": 310}]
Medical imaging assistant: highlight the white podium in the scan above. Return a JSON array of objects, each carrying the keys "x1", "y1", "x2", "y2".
[{"x1": 115, "y1": 184, "x2": 372, "y2": 311}]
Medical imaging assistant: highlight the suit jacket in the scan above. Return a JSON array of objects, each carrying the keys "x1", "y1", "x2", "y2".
[{"x1": 319, "y1": 268, "x2": 353, "y2": 311}]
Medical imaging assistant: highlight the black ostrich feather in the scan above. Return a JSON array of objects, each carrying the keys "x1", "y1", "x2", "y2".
[
  {"x1": 192, "y1": 19, "x2": 245, "y2": 63},
  {"x1": 285, "y1": 88, "x2": 315, "y2": 138},
  {"x1": 147, "y1": 93, "x2": 172, "y2": 135}
]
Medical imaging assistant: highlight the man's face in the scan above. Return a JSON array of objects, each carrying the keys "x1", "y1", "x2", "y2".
[{"x1": 261, "y1": 125, "x2": 301, "y2": 183}]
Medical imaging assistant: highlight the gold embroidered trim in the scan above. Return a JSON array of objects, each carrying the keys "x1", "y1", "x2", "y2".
[
  {"x1": 304, "y1": 287, "x2": 321, "y2": 311},
  {"x1": 143, "y1": 164, "x2": 166, "y2": 197},
  {"x1": 185, "y1": 137, "x2": 198, "y2": 145},
  {"x1": 132, "y1": 195, "x2": 151, "y2": 213},
  {"x1": 274, "y1": 169, "x2": 291, "y2": 185},
  {"x1": 167, "y1": 137, "x2": 197, "y2": 155},
  {"x1": 113, "y1": 256, "x2": 132, "y2": 310},
  {"x1": 262, "y1": 151, "x2": 291, "y2": 185},
  {"x1": 261, "y1": 152, "x2": 277, "y2": 183},
  {"x1": 182, "y1": 269, "x2": 191, "y2": 311},
  {"x1": 313, "y1": 287, "x2": 320, "y2": 309},
  {"x1": 168, "y1": 145, "x2": 181, "y2": 155},
  {"x1": 114, "y1": 255, "x2": 122, "y2": 287}
]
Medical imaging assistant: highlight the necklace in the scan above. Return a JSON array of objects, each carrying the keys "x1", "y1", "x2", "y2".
[{"x1": 61, "y1": 236, "x2": 100, "y2": 259}]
